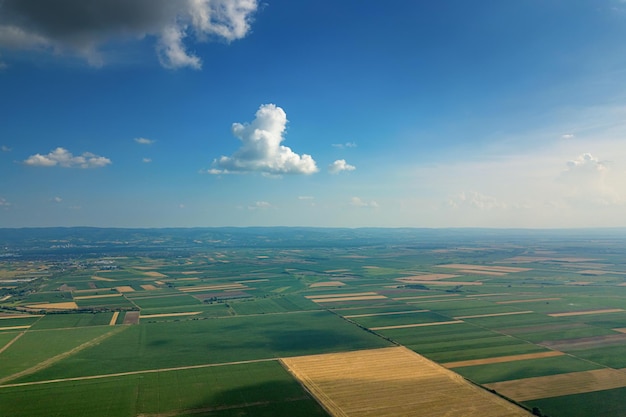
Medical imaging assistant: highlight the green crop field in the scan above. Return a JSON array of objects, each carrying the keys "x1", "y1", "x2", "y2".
[{"x1": 3, "y1": 228, "x2": 626, "y2": 416}]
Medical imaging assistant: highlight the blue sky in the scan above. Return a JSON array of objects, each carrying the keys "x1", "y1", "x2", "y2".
[{"x1": 2, "y1": 0, "x2": 626, "y2": 228}]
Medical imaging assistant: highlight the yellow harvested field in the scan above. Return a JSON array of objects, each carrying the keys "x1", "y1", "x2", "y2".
[
  {"x1": 370, "y1": 320, "x2": 463, "y2": 330},
  {"x1": 485, "y1": 368, "x2": 626, "y2": 401},
  {"x1": 27, "y1": 302, "x2": 78, "y2": 310},
  {"x1": 74, "y1": 294, "x2": 122, "y2": 300},
  {"x1": 362, "y1": 265, "x2": 380, "y2": 269},
  {"x1": 91, "y1": 275, "x2": 116, "y2": 282},
  {"x1": 181, "y1": 271, "x2": 200, "y2": 275},
  {"x1": 306, "y1": 292, "x2": 378, "y2": 299},
  {"x1": 311, "y1": 295, "x2": 388, "y2": 303},
  {"x1": 613, "y1": 328, "x2": 626, "y2": 333},
  {"x1": 436, "y1": 264, "x2": 531, "y2": 273},
  {"x1": 325, "y1": 269, "x2": 350, "y2": 273},
  {"x1": 497, "y1": 298, "x2": 560, "y2": 304},
  {"x1": 142, "y1": 271, "x2": 167, "y2": 277},
  {"x1": 115, "y1": 286, "x2": 135, "y2": 293},
  {"x1": 344, "y1": 310, "x2": 429, "y2": 318},
  {"x1": 109, "y1": 311, "x2": 119, "y2": 326},
  {"x1": 281, "y1": 347, "x2": 532, "y2": 417},
  {"x1": 140, "y1": 284, "x2": 158, "y2": 290},
  {"x1": 443, "y1": 351, "x2": 565, "y2": 368},
  {"x1": 140, "y1": 312, "x2": 202, "y2": 319},
  {"x1": 0, "y1": 325, "x2": 31, "y2": 331},
  {"x1": 310, "y1": 281, "x2": 346, "y2": 288},
  {"x1": 548, "y1": 308, "x2": 624, "y2": 317},
  {"x1": 154, "y1": 280, "x2": 165, "y2": 285},
  {"x1": 454, "y1": 311, "x2": 533, "y2": 319},
  {"x1": 397, "y1": 273, "x2": 459, "y2": 281}
]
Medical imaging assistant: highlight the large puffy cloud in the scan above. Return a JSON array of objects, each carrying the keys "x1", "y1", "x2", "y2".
[
  {"x1": 0, "y1": 0, "x2": 258, "y2": 68},
  {"x1": 210, "y1": 104, "x2": 318, "y2": 175},
  {"x1": 24, "y1": 147, "x2": 111, "y2": 168},
  {"x1": 559, "y1": 152, "x2": 621, "y2": 205}
]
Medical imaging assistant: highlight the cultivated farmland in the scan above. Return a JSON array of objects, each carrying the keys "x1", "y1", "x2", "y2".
[{"x1": 2, "y1": 227, "x2": 626, "y2": 416}]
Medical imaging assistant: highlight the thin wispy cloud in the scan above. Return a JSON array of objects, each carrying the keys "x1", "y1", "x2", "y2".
[
  {"x1": 332, "y1": 142, "x2": 357, "y2": 149},
  {"x1": 448, "y1": 191, "x2": 508, "y2": 210},
  {"x1": 329, "y1": 159, "x2": 356, "y2": 174},
  {"x1": 1, "y1": 145, "x2": 11, "y2": 152},
  {"x1": 23, "y1": 147, "x2": 111, "y2": 168},
  {"x1": 561, "y1": 134, "x2": 575, "y2": 139},
  {"x1": 0, "y1": 0, "x2": 259, "y2": 69},
  {"x1": 209, "y1": 104, "x2": 318, "y2": 176},
  {"x1": 350, "y1": 197, "x2": 378, "y2": 208},
  {"x1": 248, "y1": 201, "x2": 272, "y2": 210},
  {"x1": 135, "y1": 137, "x2": 154, "y2": 145},
  {"x1": 142, "y1": 157, "x2": 152, "y2": 163},
  {"x1": 0, "y1": 197, "x2": 10, "y2": 207}
]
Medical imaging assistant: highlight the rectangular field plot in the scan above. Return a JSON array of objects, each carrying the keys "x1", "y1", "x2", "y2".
[
  {"x1": 453, "y1": 355, "x2": 603, "y2": 384},
  {"x1": 12, "y1": 311, "x2": 392, "y2": 383},
  {"x1": 281, "y1": 346, "x2": 532, "y2": 417},
  {"x1": 29, "y1": 312, "x2": 114, "y2": 329},
  {"x1": 127, "y1": 293, "x2": 202, "y2": 310},
  {"x1": 485, "y1": 368, "x2": 626, "y2": 402},
  {"x1": 527, "y1": 387, "x2": 626, "y2": 417},
  {"x1": 0, "y1": 361, "x2": 329, "y2": 417},
  {"x1": 230, "y1": 295, "x2": 321, "y2": 315},
  {"x1": 349, "y1": 310, "x2": 451, "y2": 329}
]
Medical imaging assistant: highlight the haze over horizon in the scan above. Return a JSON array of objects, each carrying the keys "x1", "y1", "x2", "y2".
[{"x1": 2, "y1": 1, "x2": 626, "y2": 228}]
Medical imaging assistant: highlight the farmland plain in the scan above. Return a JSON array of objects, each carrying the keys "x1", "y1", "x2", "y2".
[{"x1": 2, "y1": 227, "x2": 626, "y2": 416}]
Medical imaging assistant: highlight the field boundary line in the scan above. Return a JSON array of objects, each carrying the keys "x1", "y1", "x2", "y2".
[
  {"x1": 0, "y1": 357, "x2": 278, "y2": 388},
  {"x1": 0, "y1": 325, "x2": 128, "y2": 385},
  {"x1": 0, "y1": 331, "x2": 26, "y2": 355}
]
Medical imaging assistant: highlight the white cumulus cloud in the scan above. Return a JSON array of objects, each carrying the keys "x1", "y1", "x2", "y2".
[
  {"x1": 210, "y1": 104, "x2": 318, "y2": 176},
  {"x1": 329, "y1": 159, "x2": 356, "y2": 174},
  {"x1": 23, "y1": 147, "x2": 111, "y2": 168},
  {"x1": 0, "y1": 0, "x2": 258, "y2": 69},
  {"x1": 142, "y1": 157, "x2": 152, "y2": 163}
]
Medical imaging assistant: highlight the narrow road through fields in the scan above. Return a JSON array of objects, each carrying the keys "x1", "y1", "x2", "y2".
[{"x1": 0, "y1": 357, "x2": 279, "y2": 389}]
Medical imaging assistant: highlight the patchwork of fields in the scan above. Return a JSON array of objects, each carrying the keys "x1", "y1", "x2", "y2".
[{"x1": 2, "y1": 228, "x2": 626, "y2": 416}]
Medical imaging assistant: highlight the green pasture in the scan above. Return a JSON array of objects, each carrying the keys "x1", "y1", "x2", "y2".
[
  {"x1": 0, "y1": 326, "x2": 120, "y2": 381},
  {"x1": 129, "y1": 294, "x2": 202, "y2": 310},
  {"x1": 75, "y1": 296, "x2": 136, "y2": 309},
  {"x1": 455, "y1": 355, "x2": 603, "y2": 384},
  {"x1": 230, "y1": 295, "x2": 320, "y2": 315},
  {"x1": 29, "y1": 313, "x2": 113, "y2": 330},
  {"x1": 527, "y1": 387, "x2": 626, "y2": 417},
  {"x1": 14, "y1": 310, "x2": 391, "y2": 382},
  {"x1": 0, "y1": 361, "x2": 328, "y2": 417},
  {"x1": 350, "y1": 310, "x2": 451, "y2": 328},
  {"x1": 0, "y1": 316, "x2": 42, "y2": 328}
]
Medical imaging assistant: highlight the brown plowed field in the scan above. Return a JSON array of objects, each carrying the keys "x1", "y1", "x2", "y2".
[
  {"x1": 485, "y1": 368, "x2": 626, "y2": 401},
  {"x1": 281, "y1": 346, "x2": 532, "y2": 417}
]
